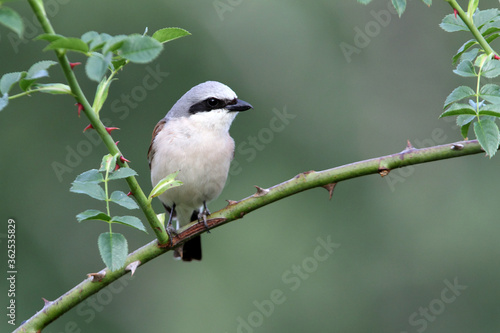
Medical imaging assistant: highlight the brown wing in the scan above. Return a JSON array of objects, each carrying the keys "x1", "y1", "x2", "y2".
[{"x1": 147, "y1": 118, "x2": 166, "y2": 168}]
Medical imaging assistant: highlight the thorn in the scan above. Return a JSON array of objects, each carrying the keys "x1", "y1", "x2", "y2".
[
  {"x1": 322, "y1": 183, "x2": 337, "y2": 200},
  {"x1": 83, "y1": 124, "x2": 93, "y2": 132},
  {"x1": 120, "y1": 155, "x2": 130, "y2": 163},
  {"x1": 70, "y1": 62, "x2": 82, "y2": 70},
  {"x1": 105, "y1": 127, "x2": 119, "y2": 134},
  {"x1": 454, "y1": 8, "x2": 458, "y2": 19},
  {"x1": 114, "y1": 164, "x2": 120, "y2": 171},
  {"x1": 88, "y1": 270, "x2": 106, "y2": 282},
  {"x1": 406, "y1": 140, "x2": 414, "y2": 150},
  {"x1": 115, "y1": 141, "x2": 120, "y2": 145},
  {"x1": 127, "y1": 191, "x2": 133, "y2": 196},
  {"x1": 42, "y1": 298, "x2": 52, "y2": 306},
  {"x1": 451, "y1": 143, "x2": 464, "y2": 150},
  {"x1": 126, "y1": 260, "x2": 141, "y2": 276},
  {"x1": 226, "y1": 199, "x2": 238, "y2": 206},
  {"x1": 75, "y1": 103, "x2": 84, "y2": 117},
  {"x1": 254, "y1": 185, "x2": 270, "y2": 197},
  {"x1": 378, "y1": 169, "x2": 390, "y2": 177},
  {"x1": 495, "y1": 55, "x2": 500, "y2": 60}
]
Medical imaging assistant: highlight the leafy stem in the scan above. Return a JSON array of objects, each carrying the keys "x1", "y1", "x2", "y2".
[
  {"x1": 26, "y1": 0, "x2": 169, "y2": 244},
  {"x1": 445, "y1": 0, "x2": 496, "y2": 56}
]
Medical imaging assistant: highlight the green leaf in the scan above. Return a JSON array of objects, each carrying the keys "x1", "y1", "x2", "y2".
[
  {"x1": 0, "y1": 93, "x2": 8, "y2": 112},
  {"x1": 44, "y1": 37, "x2": 89, "y2": 53},
  {"x1": 480, "y1": 58, "x2": 500, "y2": 78},
  {"x1": 452, "y1": 39, "x2": 477, "y2": 65},
  {"x1": 480, "y1": 20, "x2": 500, "y2": 36},
  {"x1": 111, "y1": 216, "x2": 147, "y2": 233},
  {"x1": 440, "y1": 13, "x2": 469, "y2": 32},
  {"x1": 473, "y1": 8, "x2": 499, "y2": 29},
  {"x1": 92, "y1": 76, "x2": 114, "y2": 114},
  {"x1": 148, "y1": 171, "x2": 183, "y2": 203},
  {"x1": 453, "y1": 60, "x2": 476, "y2": 77},
  {"x1": 98, "y1": 232, "x2": 128, "y2": 271},
  {"x1": 444, "y1": 86, "x2": 476, "y2": 109},
  {"x1": 0, "y1": 72, "x2": 22, "y2": 94},
  {"x1": 74, "y1": 169, "x2": 104, "y2": 184},
  {"x1": 70, "y1": 182, "x2": 106, "y2": 200},
  {"x1": 81, "y1": 31, "x2": 99, "y2": 44},
  {"x1": 457, "y1": 114, "x2": 476, "y2": 126},
  {"x1": 99, "y1": 154, "x2": 118, "y2": 173},
  {"x1": 89, "y1": 33, "x2": 112, "y2": 51},
  {"x1": 110, "y1": 191, "x2": 139, "y2": 209},
  {"x1": 391, "y1": 0, "x2": 406, "y2": 17},
  {"x1": 460, "y1": 122, "x2": 472, "y2": 139},
  {"x1": 478, "y1": 104, "x2": 500, "y2": 117},
  {"x1": 119, "y1": 35, "x2": 162, "y2": 63},
  {"x1": 36, "y1": 33, "x2": 65, "y2": 43},
  {"x1": 480, "y1": 84, "x2": 500, "y2": 104},
  {"x1": 108, "y1": 167, "x2": 138, "y2": 180},
  {"x1": 152, "y1": 27, "x2": 191, "y2": 43},
  {"x1": 76, "y1": 209, "x2": 111, "y2": 222},
  {"x1": 440, "y1": 103, "x2": 476, "y2": 117},
  {"x1": 474, "y1": 119, "x2": 500, "y2": 157},
  {"x1": 0, "y1": 7, "x2": 24, "y2": 38},
  {"x1": 26, "y1": 60, "x2": 58, "y2": 80},
  {"x1": 102, "y1": 35, "x2": 127, "y2": 54},
  {"x1": 85, "y1": 52, "x2": 112, "y2": 82},
  {"x1": 32, "y1": 83, "x2": 72, "y2": 95}
]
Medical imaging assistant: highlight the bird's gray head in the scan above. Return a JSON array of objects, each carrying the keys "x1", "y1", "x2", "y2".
[{"x1": 166, "y1": 81, "x2": 252, "y2": 119}]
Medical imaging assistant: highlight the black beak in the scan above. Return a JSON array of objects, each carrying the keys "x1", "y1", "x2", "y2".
[{"x1": 227, "y1": 98, "x2": 253, "y2": 112}]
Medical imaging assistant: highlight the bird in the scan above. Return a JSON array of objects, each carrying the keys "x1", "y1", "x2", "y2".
[{"x1": 148, "y1": 81, "x2": 253, "y2": 261}]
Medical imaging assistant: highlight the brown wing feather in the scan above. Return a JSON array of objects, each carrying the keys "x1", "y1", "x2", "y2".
[{"x1": 147, "y1": 118, "x2": 166, "y2": 168}]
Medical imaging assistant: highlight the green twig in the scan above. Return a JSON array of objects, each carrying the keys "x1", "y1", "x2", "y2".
[
  {"x1": 13, "y1": 139, "x2": 489, "y2": 333},
  {"x1": 26, "y1": 0, "x2": 169, "y2": 244}
]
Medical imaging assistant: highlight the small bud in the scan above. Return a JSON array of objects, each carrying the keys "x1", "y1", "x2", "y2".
[
  {"x1": 105, "y1": 127, "x2": 119, "y2": 134},
  {"x1": 83, "y1": 124, "x2": 94, "y2": 132},
  {"x1": 75, "y1": 103, "x2": 84, "y2": 117}
]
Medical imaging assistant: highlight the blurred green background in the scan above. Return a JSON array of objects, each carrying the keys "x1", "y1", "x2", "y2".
[{"x1": 1, "y1": 0, "x2": 500, "y2": 332}]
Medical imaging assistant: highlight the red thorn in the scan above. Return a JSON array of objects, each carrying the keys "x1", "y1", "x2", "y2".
[
  {"x1": 115, "y1": 141, "x2": 120, "y2": 145},
  {"x1": 454, "y1": 8, "x2": 457, "y2": 19},
  {"x1": 83, "y1": 124, "x2": 93, "y2": 132},
  {"x1": 114, "y1": 164, "x2": 120, "y2": 171},
  {"x1": 70, "y1": 62, "x2": 82, "y2": 70},
  {"x1": 127, "y1": 191, "x2": 133, "y2": 197},
  {"x1": 105, "y1": 127, "x2": 119, "y2": 134},
  {"x1": 120, "y1": 155, "x2": 131, "y2": 163},
  {"x1": 75, "y1": 103, "x2": 84, "y2": 117},
  {"x1": 495, "y1": 55, "x2": 500, "y2": 60}
]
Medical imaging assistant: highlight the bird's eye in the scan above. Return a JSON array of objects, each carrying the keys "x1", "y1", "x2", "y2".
[{"x1": 206, "y1": 98, "x2": 223, "y2": 108}]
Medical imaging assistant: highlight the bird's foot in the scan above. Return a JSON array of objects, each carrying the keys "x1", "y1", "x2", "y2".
[{"x1": 198, "y1": 205, "x2": 211, "y2": 233}]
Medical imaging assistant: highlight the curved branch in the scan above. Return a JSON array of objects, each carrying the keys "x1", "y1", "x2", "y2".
[{"x1": 13, "y1": 139, "x2": 486, "y2": 333}]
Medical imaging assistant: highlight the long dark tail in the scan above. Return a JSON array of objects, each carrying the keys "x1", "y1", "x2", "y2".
[{"x1": 182, "y1": 209, "x2": 202, "y2": 261}]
